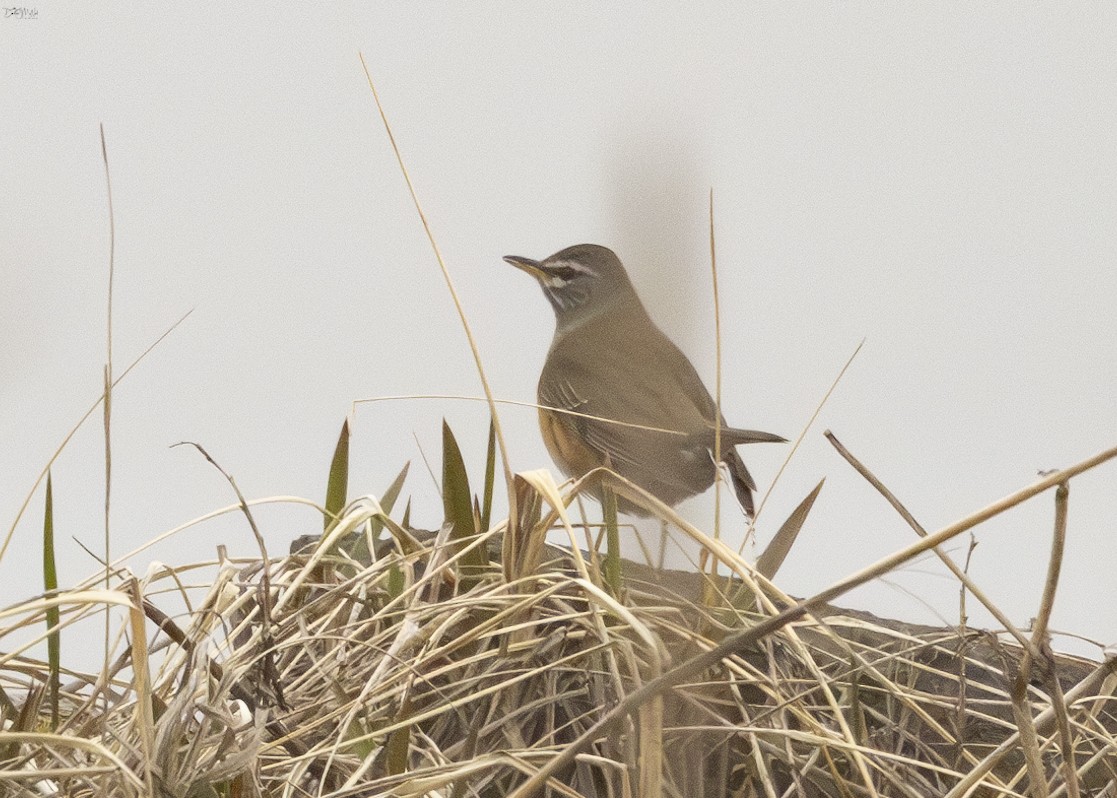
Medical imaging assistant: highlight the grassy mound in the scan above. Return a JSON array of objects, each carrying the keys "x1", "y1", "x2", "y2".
[{"x1": 3, "y1": 421, "x2": 1115, "y2": 797}]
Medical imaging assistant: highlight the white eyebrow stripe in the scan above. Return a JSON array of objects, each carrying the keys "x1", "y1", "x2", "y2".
[{"x1": 547, "y1": 260, "x2": 597, "y2": 276}]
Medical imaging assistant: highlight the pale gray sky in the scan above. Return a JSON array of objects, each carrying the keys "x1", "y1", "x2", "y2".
[{"x1": 3, "y1": 4, "x2": 1115, "y2": 658}]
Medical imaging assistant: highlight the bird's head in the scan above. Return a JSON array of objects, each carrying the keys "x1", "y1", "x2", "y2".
[{"x1": 504, "y1": 244, "x2": 638, "y2": 323}]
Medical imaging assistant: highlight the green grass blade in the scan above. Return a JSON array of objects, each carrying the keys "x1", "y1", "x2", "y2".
[
  {"x1": 480, "y1": 417, "x2": 496, "y2": 532},
  {"x1": 346, "y1": 460, "x2": 413, "y2": 565},
  {"x1": 442, "y1": 419, "x2": 487, "y2": 571},
  {"x1": 357, "y1": 462, "x2": 412, "y2": 561},
  {"x1": 380, "y1": 461, "x2": 410, "y2": 517},
  {"x1": 755, "y1": 478, "x2": 824, "y2": 580},
  {"x1": 603, "y1": 487, "x2": 621, "y2": 595},
  {"x1": 385, "y1": 697, "x2": 414, "y2": 776},
  {"x1": 43, "y1": 472, "x2": 60, "y2": 730},
  {"x1": 324, "y1": 419, "x2": 350, "y2": 531},
  {"x1": 387, "y1": 497, "x2": 413, "y2": 599}
]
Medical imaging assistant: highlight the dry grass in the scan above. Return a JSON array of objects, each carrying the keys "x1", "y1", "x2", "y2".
[{"x1": 2, "y1": 432, "x2": 1116, "y2": 798}]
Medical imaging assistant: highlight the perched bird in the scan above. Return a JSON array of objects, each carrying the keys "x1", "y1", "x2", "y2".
[{"x1": 505, "y1": 244, "x2": 785, "y2": 517}]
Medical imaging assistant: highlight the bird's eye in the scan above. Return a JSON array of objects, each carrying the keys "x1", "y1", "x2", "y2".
[{"x1": 552, "y1": 265, "x2": 583, "y2": 281}]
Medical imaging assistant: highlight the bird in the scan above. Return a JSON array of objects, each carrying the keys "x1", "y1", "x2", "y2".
[{"x1": 504, "y1": 243, "x2": 785, "y2": 518}]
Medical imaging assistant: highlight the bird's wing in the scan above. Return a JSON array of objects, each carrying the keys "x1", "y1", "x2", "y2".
[
  {"x1": 537, "y1": 376, "x2": 646, "y2": 469},
  {"x1": 538, "y1": 350, "x2": 714, "y2": 499}
]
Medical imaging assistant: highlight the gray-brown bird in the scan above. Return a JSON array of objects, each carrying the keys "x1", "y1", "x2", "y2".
[{"x1": 505, "y1": 244, "x2": 785, "y2": 517}]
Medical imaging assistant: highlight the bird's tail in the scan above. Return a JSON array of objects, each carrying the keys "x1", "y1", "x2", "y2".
[
  {"x1": 717, "y1": 426, "x2": 787, "y2": 446},
  {"x1": 723, "y1": 447, "x2": 758, "y2": 518},
  {"x1": 690, "y1": 425, "x2": 783, "y2": 517}
]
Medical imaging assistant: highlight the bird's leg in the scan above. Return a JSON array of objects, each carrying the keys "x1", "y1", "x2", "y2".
[{"x1": 657, "y1": 519, "x2": 668, "y2": 569}]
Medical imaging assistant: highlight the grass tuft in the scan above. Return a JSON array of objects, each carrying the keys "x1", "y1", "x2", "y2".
[{"x1": 3, "y1": 428, "x2": 1115, "y2": 797}]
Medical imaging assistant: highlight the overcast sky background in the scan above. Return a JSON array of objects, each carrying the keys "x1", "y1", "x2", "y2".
[{"x1": 2, "y1": 4, "x2": 1115, "y2": 661}]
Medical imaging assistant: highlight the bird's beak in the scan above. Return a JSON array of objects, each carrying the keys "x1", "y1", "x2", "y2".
[{"x1": 503, "y1": 255, "x2": 547, "y2": 281}]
